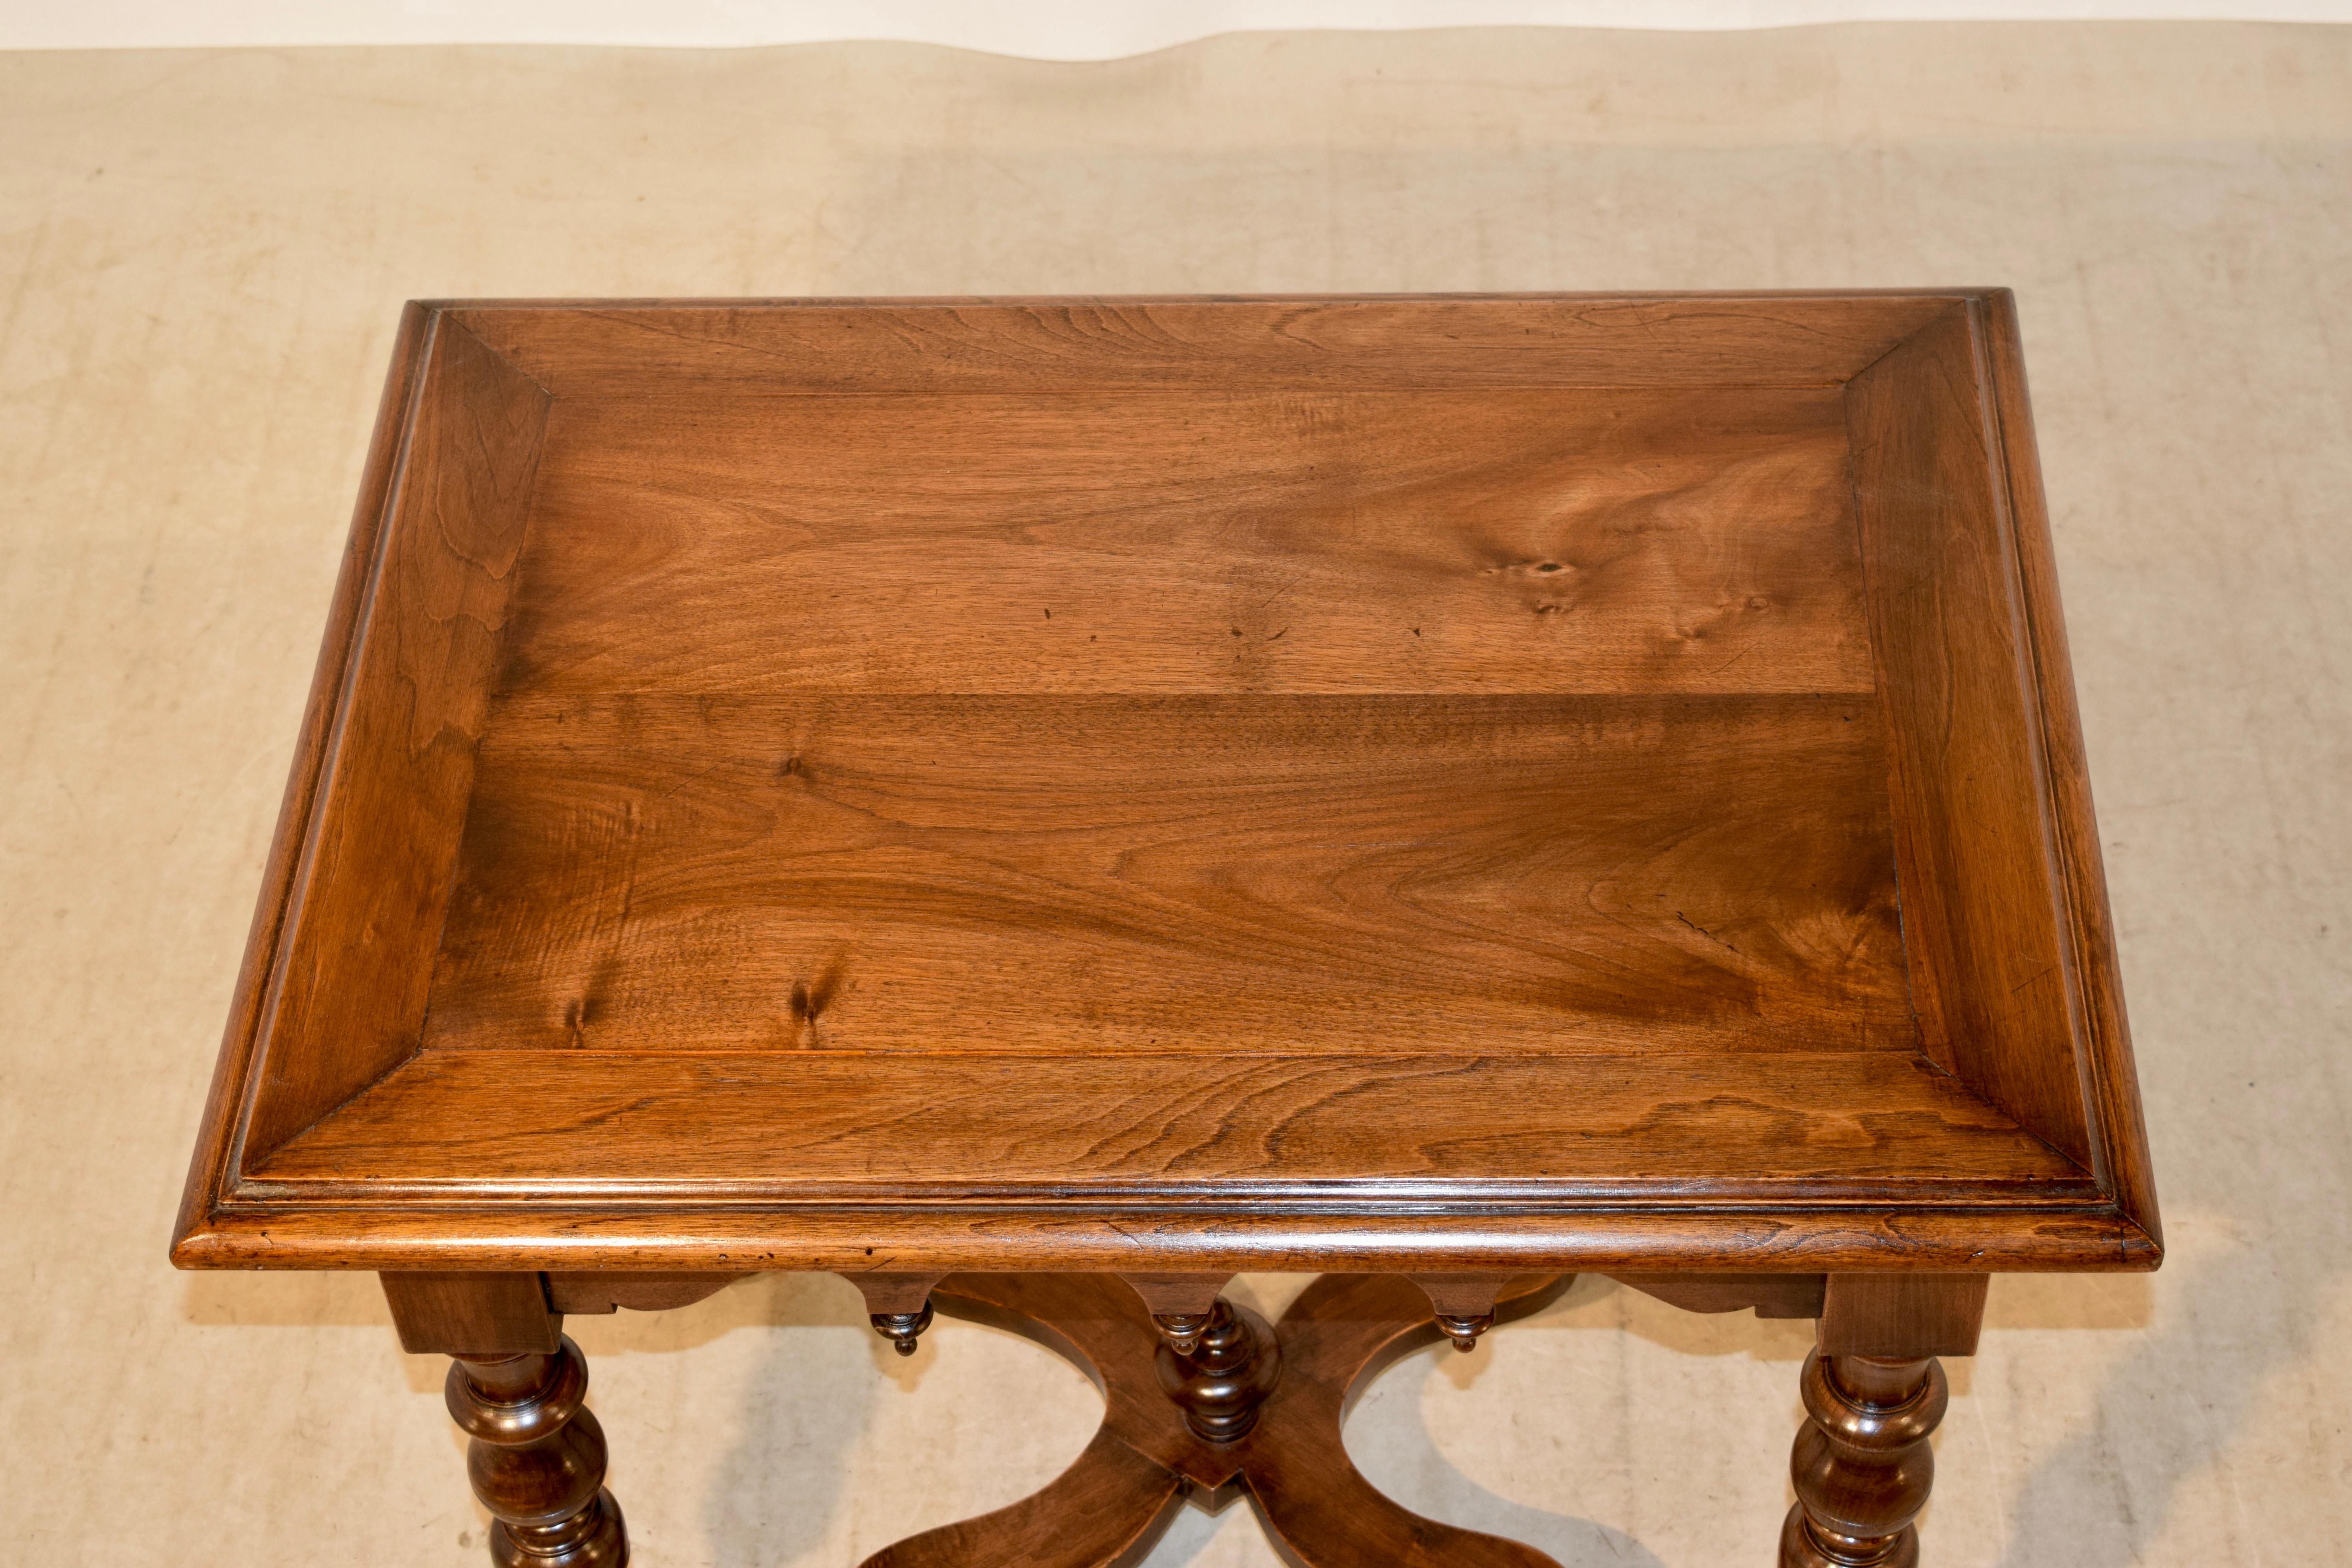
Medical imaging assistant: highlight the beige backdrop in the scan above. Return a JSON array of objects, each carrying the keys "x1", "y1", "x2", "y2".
[{"x1": 3, "y1": 22, "x2": 2348, "y2": 1566}]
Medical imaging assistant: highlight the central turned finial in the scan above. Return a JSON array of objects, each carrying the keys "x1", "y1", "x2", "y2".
[{"x1": 1149, "y1": 1296, "x2": 1283, "y2": 1443}]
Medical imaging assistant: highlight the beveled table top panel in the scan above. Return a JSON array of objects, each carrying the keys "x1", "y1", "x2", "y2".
[{"x1": 174, "y1": 294, "x2": 2160, "y2": 1276}]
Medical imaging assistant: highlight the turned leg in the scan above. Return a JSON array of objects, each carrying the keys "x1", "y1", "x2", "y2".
[
  {"x1": 450, "y1": 1341, "x2": 628, "y2": 1567},
  {"x1": 383, "y1": 1272, "x2": 628, "y2": 1568},
  {"x1": 1781, "y1": 1351, "x2": 1944, "y2": 1568},
  {"x1": 1780, "y1": 1274, "x2": 1987, "y2": 1568}
]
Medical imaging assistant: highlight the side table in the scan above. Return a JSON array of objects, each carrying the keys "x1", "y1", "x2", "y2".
[{"x1": 174, "y1": 292, "x2": 2159, "y2": 1566}]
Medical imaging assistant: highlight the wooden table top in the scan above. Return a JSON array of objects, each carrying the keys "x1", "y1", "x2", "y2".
[{"x1": 173, "y1": 294, "x2": 2159, "y2": 1277}]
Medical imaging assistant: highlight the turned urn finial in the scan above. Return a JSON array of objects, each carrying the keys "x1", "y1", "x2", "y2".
[{"x1": 1150, "y1": 1297, "x2": 1283, "y2": 1443}]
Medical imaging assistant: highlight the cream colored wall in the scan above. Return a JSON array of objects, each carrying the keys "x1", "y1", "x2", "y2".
[{"x1": 1, "y1": 22, "x2": 2348, "y2": 1566}]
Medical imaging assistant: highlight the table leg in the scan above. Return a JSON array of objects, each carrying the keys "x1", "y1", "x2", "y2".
[
  {"x1": 1780, "y1": 1351, "x2": 1945, "y2": 1568},
  {"x1": 381, "y1": 1272, "x2": 628, "y2": 1567},
  {"x1": 1779, "y1": 1274, "x2": 1987, "y2": 1568},
  {"x1": 449, "y1": 1339, "x2": 629, "y2": 1568}
]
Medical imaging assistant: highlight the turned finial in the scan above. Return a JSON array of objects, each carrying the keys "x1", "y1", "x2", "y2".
[
  {"x1": 1152, "y1": 1311, "x2": 1214, "y2": 1356},
  {"x1": 1410, "y1": 1274, "x2": 1515, "y2": 1355},
  {"x1": 1150, "y1": 1296, "x2": 1283, "y2": 1443},
  {"x1": 870, "y1": 1298, "x2": 935, "y2": 1356},
  {"x1": 1434, "y1": 1310, "x2": 1495, "y2": 1352}
]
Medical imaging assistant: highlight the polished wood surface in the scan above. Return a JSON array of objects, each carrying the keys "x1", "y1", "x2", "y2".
[
  {"x1": 1975, "y1": 290, "x2": 2162, "y2": 1245},
  {"x1": 1781, "y1": 1273, "x2": 1983, "y2": 1567},
  {"x1": 1819, "y1": 1273, "x2": 1990, "y2": 1358},
  {"x1": 1610, "y1": 1272, "x2": 1828, "y2": 1320},
  {"x1": 426, "y1": 693, "x2": 1910, "y2": 1058},
  {"x1": 175, "y1": 292, "x2": 2159, "y2": 1275},
  {"x1": 184, "y1": 1201, "x2": 2148, "y2": 1275},
  {"x1": 1409, "y1": 1273, "x2": 1522, "y2": 1350},
  {"x1": 1151, "y1": 1297, "x2": 1283, "y2": 1442},
  {"x1": 1782, "y1": 1354, "x2": 1948, "y2": 1568},
  {"x1": 448, "y1": 1340, "x2": 629, "y2": 1568},
  {"x1": 542, "y1": 1272, "x2": 745, "y2": 1316},
  {"x1": 452, "y1": 295, "x2": 1961, "y2": 396},
  {"x1": 1245, "y1": 1273, "x2": 1575, "y2": 1567},
  {"x1": 252, "y1": 1050, "x2": 2081, "y2": 1195},
  {"x1": 383, "y1": 1275, "x2": 630, "y2": 1566},
  {"x1": 1850, "y1": 302, "x2": 2095, "y2": 1175},
  {"x1": 496, "y1": 387, "x2": 1872, "y2": 697},
  {"x1": 233, "y1": 313, "x2": 549, "y2": 1164},
  {"x1": 369, "y1": 1265, "x2": 1993, "y2": 1566},
  {"x1": 381, "y1": 1270, "x2": 560, "y2": 1357},
  {"x1": 174, "y1": 292, "x2": 2162, "y2": 1567}
]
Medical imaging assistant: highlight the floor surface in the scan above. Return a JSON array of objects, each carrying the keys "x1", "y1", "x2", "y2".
[{"x1": 2, "y1": 21, "x2": 2349, "y2": 1566}]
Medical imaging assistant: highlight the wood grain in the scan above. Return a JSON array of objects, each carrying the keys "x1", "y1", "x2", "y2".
[
  {"x1": 173, "y1": 301, "x2": 435, "y2": 1252},
  {"x1": 453, "y1": 294, "x2": 1961, "y2": 397},
  {"x1": 1847, "y1": 302, "x2": 2093, "y2": 1169},
  {"x1": 170, "y1": 292, "x2": 2163, "y2": 1282},
  {"x1": 424, "y1": 693, "x2": 1912, "y2": 1059},
  {"x1": 443, "y1": 1336, "x2": 628, "y2": 1568},
  {"x1": 863, "y1": 1269, "x2": 1575, "y2": 1568},
  {"x1": 1818, "y1": 1272, "x2": 1990, "y2": 1357},
  {"x1": 172, "y1": 294, "x2": 2165, "y2": 1568},
  {"x1": 499, "y1": 385, "x2": 1870, "y2": 697},
  {"x1": 174, "y1": 1194, "x2": 2157, "y2": 1275},
  {"x1": 1610, "y1": 1273, "x2": 1827, "y2": 1319},
  {"x1": 1977, "y1": 290, "x2": 2163, "y2": 1244},
  {"x1": 235, "y1": 316, "x2": 548, "y2": 1164},
  {"x1": 251, "y1": 1050, "x2": 2085, "y2": 1196},
  {"x1": 1245, "y1": 1272, "x2": 1574, "y2": 1567},
  {"x1": 923, "y1": 1273, "x2": 1236, "y2": 1495},
  {"x1": 541, "y1": 1273, "x2": 744, "y2": 1315},
  {"x1": 379, "y1": 1270, "x2": 559, "y2": 1357},
  {"x1": 1120, "y1": 1275, "x2": 1236, "y2": 1318},
  {"x1": 859, "y1": 1427, "x2": 1184, "y2": 1568},
  {"x1": 1782, "y1": 1350, "x2": 1946, "y2": 1568}
]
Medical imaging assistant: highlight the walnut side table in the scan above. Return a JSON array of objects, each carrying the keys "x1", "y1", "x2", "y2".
[{"x1": 174, "y1": 293, "x2": 2160, "y2": 1567}]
